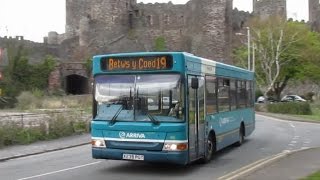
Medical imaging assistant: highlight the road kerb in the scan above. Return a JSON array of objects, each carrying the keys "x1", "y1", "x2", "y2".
[
  {"x1": 0, "y1": 142, "x2": 90, "y2": 162},
  {"x1": 218, "y1": 151, "x2": 290, "y2": 180}
]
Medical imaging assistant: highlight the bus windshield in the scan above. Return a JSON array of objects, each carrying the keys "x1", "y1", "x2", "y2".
[{"x1": 95, "y1": 74, "x2": 183, "y2": 122}]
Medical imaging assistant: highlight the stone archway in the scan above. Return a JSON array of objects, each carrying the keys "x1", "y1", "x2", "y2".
[{"x1": 65, "y1": 74, "x2": 89, "y2": 95}]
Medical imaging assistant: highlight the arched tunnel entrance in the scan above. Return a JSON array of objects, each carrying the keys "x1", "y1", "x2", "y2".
[{"x1": 65, "y1": 74, "x2": 89, "y2": 95}]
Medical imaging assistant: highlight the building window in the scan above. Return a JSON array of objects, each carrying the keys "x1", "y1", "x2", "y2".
[
  {"x1": 147, "y1": 15, "x2": 152, "y2": 26},
  {"x1": 164, "y1": 15, "x2": 169, "y2": 25}
]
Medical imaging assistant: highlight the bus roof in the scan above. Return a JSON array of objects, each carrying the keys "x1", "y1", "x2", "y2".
[
  {"x1": 93, "y1": 52, "x2": 253, "y2": 76},
  {"x1": 93, "y1": 52, "x2": 188, "y2": 59}
]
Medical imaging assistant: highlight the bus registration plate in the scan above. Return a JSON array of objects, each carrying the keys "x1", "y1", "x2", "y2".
[{"x1": 123, "y1": 154, "x2": 144, "y2": 161}]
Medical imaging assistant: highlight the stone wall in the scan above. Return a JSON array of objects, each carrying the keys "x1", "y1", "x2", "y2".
[
  {"x1": 253, "y1": 0, "x2": 286, "y2": 19},
  {"x1": 0, "y1": 36, "x2": 60, "y2": 64},
  {"x1": 64, "y1": 0, "x2": 233, "y2": 64},
  {"x1": 309, "y1": 0, "x2": 320, "y2": 31}
]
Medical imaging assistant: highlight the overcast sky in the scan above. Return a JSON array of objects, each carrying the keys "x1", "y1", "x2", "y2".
[{"x1": 0, "y1": 0, "x2": 308, "y2": 42}]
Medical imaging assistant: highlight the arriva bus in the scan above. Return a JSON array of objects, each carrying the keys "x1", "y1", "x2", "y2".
[{"x1": 91, "y1": 52, "x2": 255, "y2": 165}]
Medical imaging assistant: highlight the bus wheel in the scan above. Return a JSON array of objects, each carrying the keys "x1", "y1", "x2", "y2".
[
  {"x1": 200, "y1": 135, "x2": 215, "y2": 163},
  {"x1": 235, "y1": 125, "x2": 244, "y2": 146}
]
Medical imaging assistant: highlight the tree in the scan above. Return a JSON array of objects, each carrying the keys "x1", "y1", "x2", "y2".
[
  {"x1": 154, "y1": 36, "x2": 166, "y2": 51},
  {"x1": 1, "y1": 44, "x2": 56, "y2": 98},
  {"x1": 233, "y1": 16, "x2": 320, "y2": 100},
  {"x1": 29, "y1": 55, "x2": 56, "y2": 90}
]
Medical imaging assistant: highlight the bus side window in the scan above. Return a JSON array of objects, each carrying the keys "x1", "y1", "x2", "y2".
[
  {"x1": 205, "y1": 76, "x2": 217, "y2": 114},
  {"x1": 218, "y1": 78, "x2": 230, "y2": 112},
  {"x1": 237, "y1": 80, "x2": 247, "y2": 108},
  {"x1": 246, "y1": 81, "x2": 253, "y2": 107},
  {"x1": 230, "y1": 79, "x2": 237, "y2": 110}
]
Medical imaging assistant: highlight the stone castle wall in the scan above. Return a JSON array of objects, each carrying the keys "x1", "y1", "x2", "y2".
[
  {"x1": 309, "y1": 0, "x2": 320, "y2": 31},
  {"x1": 1, "y1": 0, "x2": 293, "y2": 93},
  {"x1": 253, "y1": 0, "x2": 286, "y2": 19},
  {"x1": 64, "y1": 0, "x2": 233, "y2": 63},
  {"x1": 0, "y1": 36, "x2": 60, "y2": 64}
]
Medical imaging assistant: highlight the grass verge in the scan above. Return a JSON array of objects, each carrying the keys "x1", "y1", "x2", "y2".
[
  {"x1": 301, "y1": 170, "x2": 320, "y2": 180},
  {"x1": 293, "y1": 104, "x2": 320, "y2": 122}
]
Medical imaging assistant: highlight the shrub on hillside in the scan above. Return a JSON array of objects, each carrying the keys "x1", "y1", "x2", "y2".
[
  {"x1": 267, "y1": 102, "x2": 312, "y2": 115},
  {"x1": 16, "y1": 91, "x2": 41, "y2": 110},
  {"x1": 0, "y1": 97, "x2": 17, "y2": 109},
  {"x1": 255, "y1": 103, "x2": 267, "y2": 112}
]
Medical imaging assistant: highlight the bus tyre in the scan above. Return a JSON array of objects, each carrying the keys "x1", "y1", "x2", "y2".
[
  {"x1": 235, "y1": 125, "x2": 244, "y2": 146},
  {"x1": 200, "y1": 135, "x2": 215, "y2": 163}
]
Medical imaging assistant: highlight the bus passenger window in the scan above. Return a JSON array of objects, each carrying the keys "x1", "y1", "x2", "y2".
[
  {"x1": 237, "y1": 81, "x2": 247, "y2": 108},
  {"x1": 230, "y1": 79, "x2": 237, "y2": 110},
  {"x1": 205, "y1": 76, "x2": 217, "y2": 114},
  {"x1": 247, "y1": 81, "x2": 254, "y2": 107},
  {"x1": 218, "y1": 78, "x2": 230, "y2": 112}
]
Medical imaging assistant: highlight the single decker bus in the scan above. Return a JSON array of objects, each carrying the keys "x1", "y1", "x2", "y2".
[{"x1": 91, "y1": 52, "x2": 255, "y2": 165}]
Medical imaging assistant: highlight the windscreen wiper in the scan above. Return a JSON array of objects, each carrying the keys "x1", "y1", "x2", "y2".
[
  {"x1": 146, "y1": 113, "x2": 160, "y2": 125},
  {"x1": 109, "y1": 106, "x2": 123, "y2": 125}
]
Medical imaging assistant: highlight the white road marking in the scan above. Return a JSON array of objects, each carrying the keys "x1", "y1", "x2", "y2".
[
  {"x1": 292, "y1": 136, "x2": 300, "y2": 139},
  {"x1": 290, "y1": 123, "x2": 295, "y2": 128},
  {"x1": 288, "y1": 144, "x2": 295, "y2": 146},
  {"x1": 303, "y1": 140, "x2": 311, "y2": 144},
  {"x1": 301, "y1": 147, "x2": 310, "y2": 149},
  {"x1": 218, "y1": 151, "x2": 290, "y2": 180},
  {"x1": 17, "y1": 161, "x2": 101, "y2": 180},
  {"x1": 282, "y1": 150, "x2": 291, "y2": 153},
  {"x1": 290, "y1": 141, "x2": 297, "y2": 144}
]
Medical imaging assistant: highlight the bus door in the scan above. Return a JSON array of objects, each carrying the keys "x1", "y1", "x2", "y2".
[{"x1": 188, "y1": 75, "x2": 205, "y2": 161}]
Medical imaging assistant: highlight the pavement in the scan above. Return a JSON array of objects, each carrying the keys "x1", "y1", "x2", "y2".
[
  {"x1": 0, "y1": 113, "x2": 319, "y2": 180},
  {"x1": 0, "y1": 133, "x2": 90, "y2": 162}
]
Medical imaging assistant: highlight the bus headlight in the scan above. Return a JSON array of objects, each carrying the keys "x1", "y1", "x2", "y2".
[
  {"x1": 92, "y1": 139, "x2": 106, "y2": 148},
  {"x1": 163, "y1": 143, "x2": 188, "y2": 151}
]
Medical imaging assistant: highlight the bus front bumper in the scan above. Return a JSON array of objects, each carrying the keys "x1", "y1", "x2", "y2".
[{"x1": 92, "y1": 148, "x2": 189, "y2": 165}]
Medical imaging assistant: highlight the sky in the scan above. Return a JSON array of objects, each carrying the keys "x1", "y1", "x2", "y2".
[{"x1": 0, "y1": 0, "x2": 309, "y2": 43}]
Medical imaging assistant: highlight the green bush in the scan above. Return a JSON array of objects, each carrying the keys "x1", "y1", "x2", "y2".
[
  {"x1": 16, "y1": 91, "x2": 41, "y2": 110},
  {"x1": 0, "y1": 97, "x2": 17, "y2": 109},
  {"x1": 32, "y1": 88, "x2": 45, "y2": 98},
  {"x1": 0, "y1": 110, "x2": 90, "y2": 148},
  {"x1": 255, "y1": 104, "x2": 267, "y2": 112},
  {"x1": 0, "y1": 122, "x2": 48, "y2": 146},
  {"x1": 154, "y1": 36, "x2": 166, "y2": 51},
  {"x1": 73, "y1": 121, "x2": 90, "y2": 134},
  {"x1": 0, "y1": 122, "x2": 21, "y2": 146},
  {"x1": 267, "y1": 102, "x2": 312, "y2": 115},
  {"x1": 48, "y1": 115, "x2": 74, "y2": 138},
  {"x1": 15, "y1": 128, "x2": 46, "y2": 144}
]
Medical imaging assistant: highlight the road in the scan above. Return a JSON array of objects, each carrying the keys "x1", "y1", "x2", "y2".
[{"x1": 1, "y1": 114, "x2": 320, "y2": 180}]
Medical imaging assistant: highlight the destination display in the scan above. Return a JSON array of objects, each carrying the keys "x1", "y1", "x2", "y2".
[{"x1": 101, "y1": 55, "x2": 173, "y2": 71}]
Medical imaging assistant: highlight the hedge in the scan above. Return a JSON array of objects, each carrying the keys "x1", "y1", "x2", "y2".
[{"x1": 266, "y1": 102, "x2": 312, "y2": 115}]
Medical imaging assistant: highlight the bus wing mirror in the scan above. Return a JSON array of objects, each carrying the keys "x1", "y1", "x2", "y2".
[{"x1": 191, "y1": 77, "x2": 199, "y2": 89}]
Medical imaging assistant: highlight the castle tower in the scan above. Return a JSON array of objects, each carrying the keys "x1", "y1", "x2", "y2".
[
  {"x1": 187, "y1": 0, "x2": 233, "y2": 62},
  {"x1": 253, "y1": 0, "x2": 286, "y2": 19},
  {"x1": 65, "y1": 0, "x2": 137, "y2": 41},
  {"x1": 309, "y1": 0, "x2": 320, "y2": 31}
]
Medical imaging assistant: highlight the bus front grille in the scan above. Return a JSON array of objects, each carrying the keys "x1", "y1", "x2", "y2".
[{"x1": 106, "y1": 141, "x2": 163, "y2": 151}]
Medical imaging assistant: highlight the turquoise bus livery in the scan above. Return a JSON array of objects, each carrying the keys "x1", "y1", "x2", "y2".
[{"x1": 91, "y1": 52, "x2": 255, "y2": 165}]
